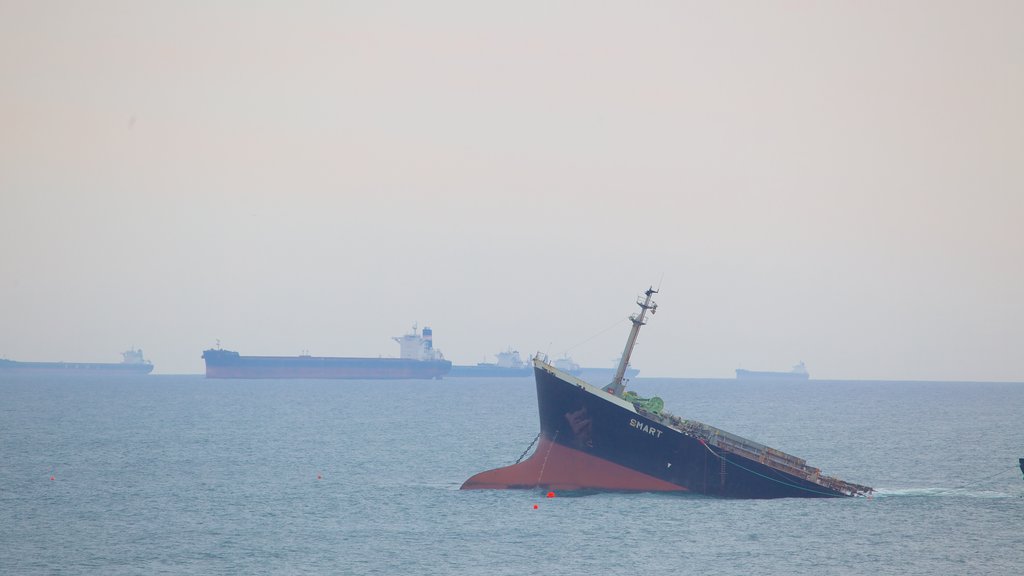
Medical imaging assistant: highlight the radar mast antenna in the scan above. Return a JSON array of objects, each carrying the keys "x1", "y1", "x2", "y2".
[{"x1": 604, "y1": 286, "x2": 658, "y2": 397}]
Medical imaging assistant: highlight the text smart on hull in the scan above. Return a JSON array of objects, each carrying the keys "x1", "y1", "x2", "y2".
[
  {"x1": 461, "y1": 288, "x2": 872, "y2": 498},
  {"x1": 202, "y1": 325, "x2": 451, "y2": 379}
]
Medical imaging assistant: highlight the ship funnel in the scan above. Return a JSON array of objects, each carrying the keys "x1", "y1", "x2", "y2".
[{"x1": 423, "y1": 327, "x2": 433, "y2": 350}]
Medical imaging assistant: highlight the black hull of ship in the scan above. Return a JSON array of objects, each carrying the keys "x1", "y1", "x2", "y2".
[
  {"x1": 202, "y1": 349, "x2": 451, "y2": 380},
  {"x1": 463, "y1": 365, "x2": 857, "y2": 498}
]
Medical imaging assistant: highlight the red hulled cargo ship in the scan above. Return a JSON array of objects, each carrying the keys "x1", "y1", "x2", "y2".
[{"x1": 202, "y1": 325, "x2": 451, "y2": 379}]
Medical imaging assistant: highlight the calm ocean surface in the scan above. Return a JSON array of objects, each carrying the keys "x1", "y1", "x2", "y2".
[{"x1": 2, "y1": 373, "x2": 1022, "y2": 575}]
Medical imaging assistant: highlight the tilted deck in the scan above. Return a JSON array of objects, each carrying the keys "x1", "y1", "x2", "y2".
[{"x1": 639, "y1": 407, "x2": 873, "y2": 497}]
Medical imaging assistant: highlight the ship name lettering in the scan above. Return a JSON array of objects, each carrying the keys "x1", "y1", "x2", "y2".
[{"x1": 629, "y1": 418, "x2": 663, "y2": 438}]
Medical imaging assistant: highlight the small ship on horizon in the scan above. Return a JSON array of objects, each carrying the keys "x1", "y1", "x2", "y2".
[
  {"x1": 553, "y1": 355, "x2": 640, "y2": 383},
  {"x1": 0, "y1": 349, "x2": 153, "y2": 376},
  {"x1": 450, "y1": 350, "x2": 641, "y2": 380},
  {"x1": 449, "y1": 349, "x2": 532, "y2": 377},
  {"x1": 736, "y1": 362, "x2": 810, "y2": 381}
]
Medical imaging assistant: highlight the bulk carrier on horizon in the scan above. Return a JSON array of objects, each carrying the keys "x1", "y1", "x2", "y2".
[
  {"x1": 449, "y1": 349, "x2": 533, "y2": 377},
  {"x1": 462, "y1": 288, "x2": 872, "y2": 498},
  {"x1": 0, "y1": 349, "x2": 154, "y2": 376},
  {"x1": 552, "y1": 356, "x2": 640, "y2": 382},
  {"x1": 202, "y1": 325, "x2": 451, "y2": 379},
  {"x1": 736, "y1": 362, "x2": 810, "y2": 381},
  {"x1": 449, "y1": 350, "x2": 641, "y2": 380}
]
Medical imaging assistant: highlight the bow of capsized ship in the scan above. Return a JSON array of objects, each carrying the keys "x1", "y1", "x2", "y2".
[
  {"x1": 461, "y1": 360, "x2": 688, "y2": 492},
  {"x1": 460, "y1": 435, "x2": 686, "y2": 492}
]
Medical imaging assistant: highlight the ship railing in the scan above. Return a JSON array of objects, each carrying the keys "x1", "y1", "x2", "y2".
[
  {"x1": 646, "y1": 409, "x2": 837, "y2": 484},
  {"x1": 644, "y1": 407, "x2": 874, "y2": 496},
  {"x1": 816, "y1": 475, "x2": 873, "y2": 497}
]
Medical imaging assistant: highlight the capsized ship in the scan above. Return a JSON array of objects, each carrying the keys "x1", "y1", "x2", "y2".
[
  {"x1": 202, "y1": 325, "x2": 451, "y2": 379},
  {"x1": 736, "y1": 362, "x2": 810, "y2": 381},
  {"x1": 0, "y1": 349, "x2": 154, "y2": 375},
  {"x1": 462, "y1": 288, "x2": 872, "y2": 498},
  {"x1": 449, "y1": 349, "x2": 532, "y2": 377}
]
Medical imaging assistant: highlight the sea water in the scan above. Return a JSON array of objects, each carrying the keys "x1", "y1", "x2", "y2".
[{"x1": 1, "y1": 374, "x2": 1022, "y2": 575}]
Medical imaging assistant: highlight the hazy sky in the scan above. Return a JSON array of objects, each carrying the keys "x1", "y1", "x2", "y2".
[{"x1": 2, "y1": 1, "x2": 1021, "y2": 380}]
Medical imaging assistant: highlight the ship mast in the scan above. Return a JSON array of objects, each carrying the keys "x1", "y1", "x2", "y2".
[{"x1": 604, "y1": 287, "x2": 658, "y2": 397}]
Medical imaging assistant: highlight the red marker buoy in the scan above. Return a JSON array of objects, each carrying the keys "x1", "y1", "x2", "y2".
[
  {"x1": 547, "y1": 491, "x2": 555, "y2": 498},
  {"x1": 50, "y1": 476, "x2": 55, "y2": 481},
  {"x1": 533, "y1": 504, "x2": 538, "y2": 509}
]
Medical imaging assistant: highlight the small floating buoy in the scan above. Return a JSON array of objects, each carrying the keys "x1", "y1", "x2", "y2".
[
  {"x1": 50, "y1": 476, "x2": 55, "y2": 481},
  {"x1": 533, "y1": 504, "x2": 538, "y2": 509},
  {"x1": 547, "y1": 491, "x2": 555, "y2": 498}
]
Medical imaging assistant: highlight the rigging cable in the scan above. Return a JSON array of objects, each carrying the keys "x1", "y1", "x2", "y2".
[
  {"x1": 535, "y1": 430, "x2": 559, "y2": 487},
  {"x1": 560, "y1": 317, "x2": 630, "y2": 356},
  {"x1": 699, "y1": 439, "x2": 856, "y2": 497},
  {"x1": 928, "y1": 466, "x2": 1020, "y2": 495}
]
